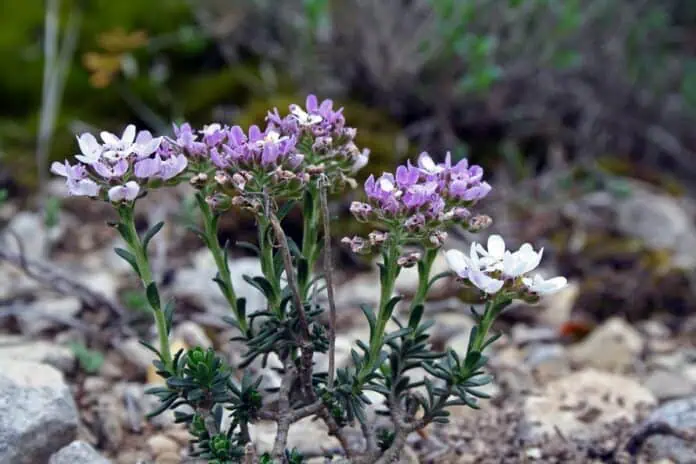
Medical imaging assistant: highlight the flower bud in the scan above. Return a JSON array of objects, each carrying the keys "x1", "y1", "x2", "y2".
[
  {"x1": 429, "y1": 230, "x2": 448, "y2": 248},
  {"x1": 368, "y1": 230, "x2": 389, "y2": 247},
  {"x1": 343, "y1": 127, "x2": 357, "y2": 140},
  {"x1": 397, "y1": 251, "x2": 422, "y2": 268},
  {"x1": 205, "y1": 194, "x2": 232, "y2": 212},
  {"x1": 189, "y1": 173, "x2": 209, "y2": 189},
  {"x1": 453, "y1": 207, "x2": 471, "y2": 220},
  {"x1": 341, "y1": 236, "x2": 370, "y2": 254},
  {"x1": 231, "y1": 173, "x2": 246, "y2": 190},
  {"x1": 306, "y1": 164, "x2": 326, "y2": 175},
  {"x1": 468, "y1": 214, "x2": 493, "y2": 232},
  {"x1": 349, "y1": 201, "x2": 373, "y2": 222},
  {"x1": 404, "y1": 213, "x2": 426, "y2": 232},
  {"x1": 312, "y1": 137, "x2": 333, "y2": 153}
]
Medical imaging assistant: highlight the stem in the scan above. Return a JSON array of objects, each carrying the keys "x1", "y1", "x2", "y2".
[
  {"x1": 195, "y1": 194, "x2": 247, "y2": 333},
  {"x1": 319, "y1": 181, "x2": 337, "y2": 389},
  {"x1": 119, "y1": 207, "x2": 172, "y2": 370},
  {"x1": 409, "y1": 247, "x2": 437, "y2": 313},
  {"x1": 358, "y1": 237, "x2": 401, "y2": 383},
  {"x1": 299, "y1": 185, "x2": 320, "y2": 301},
  {"x1": 257, "y1": 215, "x2": 281, "y2": 315}
]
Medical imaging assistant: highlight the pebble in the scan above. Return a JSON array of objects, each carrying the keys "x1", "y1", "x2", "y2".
[
  {"x1": 568, "y1": 317, "x2": 643, "y2": 372},
  {"x1": 148, "y1": 434, "x2": 180, "y2": 455},
  {"x1": 644, "y1": 369, "x2": 696, "y2": 401},
  {"x1": 644, "y1": 396, "x2": 696, "y2": 462}
]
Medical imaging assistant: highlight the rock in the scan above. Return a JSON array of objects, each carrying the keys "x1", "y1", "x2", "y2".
[
  {"x1": 117, "y1": 337, "x2": 156, "y2": 372},
  {"x1": 115, "y1": 450, "x2": 150, "y2": 464},
  {"x1": 155, "y1": 452, "x2": 182, "y2": 464},
  {"x1": 0, "y1": 360, "x2": 79, "y2": 463},
  {"x1": 49, "y1": 440, "x2": 111, "y2": 464},
  {"x1": 18, "y1": 297, "x2": 82, "y2": 334},
  {"x1": 511, "y1": 324, "x2": 558, "y2": 346},
  {"x1": 249, "y1": 416, "x2": 340, "y2": 456},
  {"x1": 519, "y1": 369, "x2": 656, "y2": 441},
  {"x1": 524, "y1": 343, "x2": 570, "y2": 382},
  {"x1": 83, "y1": 376, "x2": 110, "y2": 395},
  {"x1": 644, "y1": 370, "x2": 696, "y2": 401},
  {"x1": 432, "y1": 312, "x2": 476, "y2": 348},
  {"x1": 568, "y1": 317, "x2": 643, "y2": 372},
  {"x1": 0, "y1": 262, "x2": 41, "y2": 299},
  {"x1": 95, "y1": 394, "x2": 125, "y2": 451},
  {"x1": 148, "y1": 434, "x2": 180, "y2": 455},
  {"x1": 1, "y1": 211, "x2": 50, "y2": 260},
  {"x1": 536, "y1": 281, "x2": 579, "y2": 327},
  {"x1": 334, "y1": 271, "x2": 382, "y2": 309},
  {"x1": 0, "y1": 335, "x2": 75, "y2": 373},
  {"x1": 615, "y1": 183, "x2": 696, "y2": 270},
  {"x1": 78, "y1": 270, "x2": 119, "y2": 301},
  {"x1": 174, "y1": 321, "x2": 213, "y2": 349},
  {"x1": 644, "y1": 396, "x2": 696, "y2": 463}
]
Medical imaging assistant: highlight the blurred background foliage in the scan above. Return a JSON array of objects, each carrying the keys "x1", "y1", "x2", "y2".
[{"x1": 3, "y1": 0, "x2": 696, "y2": 194}]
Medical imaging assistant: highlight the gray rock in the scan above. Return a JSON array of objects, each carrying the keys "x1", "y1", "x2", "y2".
[
  {"x1": 0, "y1": 360, "x2": 79, "y2": 463},
  {"x1": 644, "y1": 396, "x2": 696, "y2": 463},
  {"x1": 1, "y1": 211, "x2": 50, "y2": 260},
  {"x1": 524, "y1": 343, "x2": 570, "y2": 382},
  {"x1": 116, "y1": 337, "x2": 156, "y2": 372},
  {"x1": 0, "y1": 336, "x2": 75, "y2": 373},
  {"x1": 49, "y1": 440, "x2": 111, "y2": 464},
  {"x1": 174, "y1": 321, "x2": 213, "y2": 349},
  {"x1": 644, "y1": 369, "x2": 696, "y2": 401},
  {"x1": 18, "y1": 297, "x2": 82, "y2": 335},
  {"x1": 173, "y1": 251, "x2": 266, "y2": 315}
]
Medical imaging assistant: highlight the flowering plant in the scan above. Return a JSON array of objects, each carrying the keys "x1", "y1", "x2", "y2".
[{"x1": 53, "y1": 95, "x2": 566, "y2": 463}]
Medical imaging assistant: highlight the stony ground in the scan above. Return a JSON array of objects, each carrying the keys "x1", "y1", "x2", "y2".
[{"x1": 1, "y1": 179, "x2": 696, "y2": 463}]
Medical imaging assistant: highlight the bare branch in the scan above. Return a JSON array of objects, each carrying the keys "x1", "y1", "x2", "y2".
[{"x1": 318, "y1": 179, "x2": 337, "y2": 389}]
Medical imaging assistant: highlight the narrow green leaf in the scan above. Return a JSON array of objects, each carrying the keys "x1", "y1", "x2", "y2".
[
  {"x1": 236, "y1": 240, "x2": 260, "y2": 255},
  {"x1": 163, "y1": 300, "x2": 175, "y2": 334},
  {"x1": 142, "y1": 221, "x2": 165, "y2": 251},
  {"x1": 408, "y1": 304, "x2": 424, "y2": 330},
  {"x1": 146, "y1": 282, "x2": 161, "y2": 310},
  {"x1": 114, "y1": 247, "x2": 140, "y2": 276}
]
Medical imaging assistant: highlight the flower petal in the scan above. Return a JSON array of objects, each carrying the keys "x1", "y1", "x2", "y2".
[{"x1": 121, "y1": 124, "x2": 136, "y2": 144}]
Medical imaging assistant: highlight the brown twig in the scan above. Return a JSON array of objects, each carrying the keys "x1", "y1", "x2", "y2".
[
  {"x1": 621, "y1": 421, "x2": 696, "y2": 458},
  {"x1": 271, "y1": 362, "x2": 297, "y2": 460},
  {"x1": 318, "y1": 179, "x2": 337, "y2": 389}
]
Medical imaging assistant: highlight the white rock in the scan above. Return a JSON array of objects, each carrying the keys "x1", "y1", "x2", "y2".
[
  {"x1": 1, "y1": 211, "x2": 50, "y2": 260},
  {"x1": 174, "y1": 321, "x2": 213, "y2": 349},
  {"x1": 147, "y1": 434, "x2": 180, "y2": 455},
  {"x1": 117, "y1": 338, "x2": 156, "y2": 372},
  {"x1": 173, "y1": 251, "x2": 266, "y2": 315},
  {"x1": 0, "y1": 360, "x2": 79, "y2": 463},
  {"x1": 519, "y1": 369, "x2": 656, "y2": 441},
  {"x1": 0, "y1": 335, "x2": 75, "y2": 373},
  {"x1": 568, "y1": 317, "x2": 643, "y2": 371},
  {"x1": 49, "y1": 440, "x2": 111, "y2": 464},
  {"x1": 249, "y1": 416, "x2": 340, "y2": 456},
  {"x1": 334, "y1": 272, "x2": 382, "y2": 309}
]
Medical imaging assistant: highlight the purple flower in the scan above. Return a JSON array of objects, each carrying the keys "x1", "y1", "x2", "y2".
[
  {"x1": 51, "y1": 161, "x2": 100, "y2": 197},
  {"x1": 134, "y1": 157, "x2": 162, "y2": 178},
  {"x1": 92, "y1": 159, "x2": 128, "y2": 179},
  {"x1": 158, "y1": 154, "x2": 188, "y2": 180},
  {"x1": 173, "y1": 123, "x2": 207, "y2": 157},
  {"x1": 396, "y1": 162, "x2": 419, "y2": 188},
  {"x1": 108, "y1": 181, "x2": 140, "y2": 202}
]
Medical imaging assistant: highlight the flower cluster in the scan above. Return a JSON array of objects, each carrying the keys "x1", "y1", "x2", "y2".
[
  {"x1": 445, "y1": 234, "x2": 567, "y2": 298},
  {"x1": 51, "y1": 125, "x2": 187, "y2": 202},
  {"x1": 346, "y1": 152, "x2": 492, "y2": 249},
  {"x1": 266, "y1": 94, "x2": 369, "y2": 183}
]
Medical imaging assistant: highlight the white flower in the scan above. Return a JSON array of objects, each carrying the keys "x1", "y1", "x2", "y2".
[
  {"x1": 522, "y1": 274, "x2": 567, "y2": 295},
  {"x1": 445, "y1": 249, "x2": 471, "y2": 278},
  {"x1": 255, "y1": 130, "x2": 288, "y2": 148},
  {"x1": 417, "y1": 152, "x2": 444, "y2": 174},
  {"x1": 351, "y1": 148, "x2": 370, "y2": 173},
  {"x1": 108, "y1": 181, "x2": 140, "y2": 202},
  {"x1": 467, "y1": 268, "x2": 504, "y2": 294},
  {"x1": 502, "y1": 243, "x2": 543, "y2": 277},
  {"x1": 75, "y1": 133, "x2": 103, "y2": 165},
  {"x1": 474, "y1": 234, "x2": 507, "y2": 271},
  {"x1": 99, "y1": 125, "x2": 162, "y2": 162},
  {"x1": 202, "y1": 123, "x2": 222, "y2": 135},
  {"x1": 289, "y1": 105, "x2": 323, "y2": 126}
]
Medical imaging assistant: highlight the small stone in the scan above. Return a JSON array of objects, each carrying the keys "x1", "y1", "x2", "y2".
[
  {"x1": 432, "y1": 312, "x2": 476, "y2": 348},
  {"x1": 525, "y1": 447, "x2": 543, "y2": 460},
  {"x1": 249, "y1": 416, "x2": 340, "y2": 456},
  {"x1": 165, "y1": 426, "x2": 191, "y2": 446},
  {"x1": 18, "y1": 297, "x2": 82, "y2": 334},
  {"x1": 536, "y1": 281, "x2": 579, "y2": 327},
  {"x1": 519, "y1": 368, "x2": 656, "y2": 441},
  {"x1": 524, "y1": 343, "x2": 570, "y2": 382},
  {"x1": 0, "y1": 335, "x2": 75, "y2": 373},
  {"x1": 1, "y1": 211, "x2": 50, "y2": 260},
  {"x1": 83, "y1": 376, "x2": 109, "y2": 394},
  {"x1": 568, "y1": 317, "x2": 643, "y2": 372},
  {"x1": 644, "y1": 396, "x2": 696, "y2": 462},
  {"x1": 644, "y1": 370, "x2": 696, "y2": 401},
  {"x1": 511, "y1": 324, "x2": 557, "y2": 346},
  {"x1": 334, "y1": 271, "x2": 382, "y2": 309},
  {"x1": 49, "y1": 440, "x2": 111, "y2": 464},
  {"x1": 155, "y1": 452, "x2": 182, "y2": 464},
  {"x1": 174, "y1": 321, "x2": 213, "y2": 349},
  {"x1": 95, "y1": 395, "x2": 124, "y2": 451},
  {"x1": 0, "y1": 360, "x2": 79, "y2": 464},
  {"x1": 148, "y1": 434, "x2": 180, "y2": 455},
  {"x1": 117, "y1": 337, "x2": 156, "y2": 372},
  {"x1": 115, "y1": 450, "x2": 150, "y2": 464}
]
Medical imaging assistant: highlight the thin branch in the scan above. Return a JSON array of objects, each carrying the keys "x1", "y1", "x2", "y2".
[
  {"x1": 622, "y1": 422, "x2": 696, "y2": 458},
  {"x1": 318, "y1": 179, "x2": 337, "y2": 389},
  {"x1": 271, "y1": 363, "x2": 297, "y2": 459}
]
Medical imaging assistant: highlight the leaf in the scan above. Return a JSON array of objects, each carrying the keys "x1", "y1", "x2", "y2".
[
  {"x1": 359, "y1": 305, "x2": 377, "y2": 341},
  {"x1": 114, "y1": 247, "x2": 140, "y2": 276},
  {"x1": 139, "y1": 340, "x2": 162, "y2": 358},
  {"x1": 428, "y1": 271, "x2": 453, "y2": 289},
  {"x1": 237, "y1": 240, "x2": 261, "y2": 255},
  {"x1": 383, "y1": 328, "x2": 412, "y2": 344},
  {"x1": 383, "y1": 296, "x2": 403, "y2": 319},
  {"x1": 163, "y1": 300, "x2": 175, "y2": 334},
  {"x1": 243, "y1": 275, "x2": 276, "y2": 299},
  {"x1": 142, "y1": 221, "x2": 165, "y2": 251},
  {"x1": 146, "y1": 282, "x2": 161, "y2": 310},
  {"x1": 408, "y1": 304, "x2": 424, "y2": 330},
  {"x1": 278, "y1": 200, "x2": 297, "y2": 221}
]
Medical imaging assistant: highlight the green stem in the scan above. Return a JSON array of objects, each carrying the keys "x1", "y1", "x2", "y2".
[
  {"x1": 358, "y1": 236, "x2": 401, "y2": 382},
  {"x1": 299, "y1": 185, "x2": 320, "y2": 301},
  {"x1": 119, "y1": 207, "x2": 172, "y2": 370},
  {"x1": 257, "y1": 215, "x2": 281, "y2": 316},
  {"x1": 195, "y1": 194, "x2": 247, "y2": 333},
  {"x1": 409, "y1": 247, "x2": 437, "y2": 313}
]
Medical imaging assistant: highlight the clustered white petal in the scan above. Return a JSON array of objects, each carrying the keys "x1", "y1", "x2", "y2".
[{"x1": 445, "y1": 234, "x2": 567, "y2": 297}]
